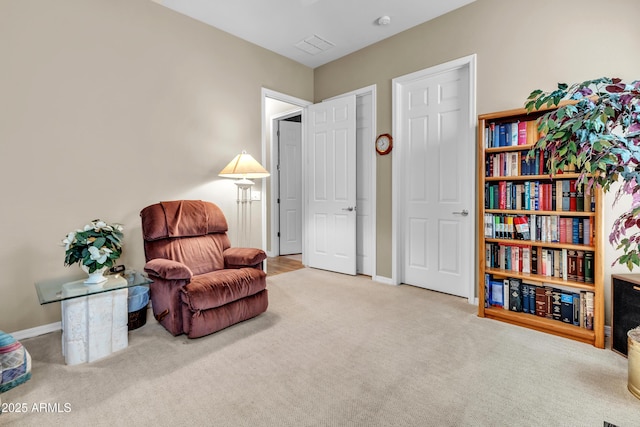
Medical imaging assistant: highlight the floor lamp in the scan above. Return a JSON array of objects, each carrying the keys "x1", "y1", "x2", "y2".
[{"x1": 219, "y1": 150, "x2": 270, "y2": 247}]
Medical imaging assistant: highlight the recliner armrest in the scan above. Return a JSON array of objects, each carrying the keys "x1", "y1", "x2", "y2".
[
  {"x1": 144, "y1": 258, "x2": 193, "y2": 280},
  {"x1": 223, "y1": 248, "x2": 267, "y2": 269}
]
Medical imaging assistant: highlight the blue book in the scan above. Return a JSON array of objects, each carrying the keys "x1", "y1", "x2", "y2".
[
  {"x1": 561, "y1": 292, "x2": 574, "y2": 323},
  {"x1": 504, "y1": 123, "x2": 512, "y2": 146},
  {"x1": 490, "y1": 280, "x2": 504, "y2": 307},
  {"x1": 522, "y1": 283, "x2": 530, "y2": 313},
  {"x1": 529, "y1": 285, "x2": 537, "y2": 313},
  {"x1": 498, "y1": 124, "x2": 507, "y2": 147},
  {"x1": 572, "y1": 218, "x2": 580, "y2": 244}
]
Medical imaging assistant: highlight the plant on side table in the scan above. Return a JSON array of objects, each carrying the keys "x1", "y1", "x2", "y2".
[
  {"x1": 525, "y1": 77, "x2": 640, "y2": 399},
  {"x1": 62, "y1": 219, "x2": 124, "y2": 284}
]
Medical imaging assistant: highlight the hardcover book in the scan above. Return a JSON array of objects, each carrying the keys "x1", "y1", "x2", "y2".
[
  {"x1": 545, "y1": 286, "x2": 554, "y2": 319},
  {"x1": 490, "y1": 279, "x2": 504, "y2": 307},
  {"x1": 567, "y1": 250, "x2": 578, "y2": 282},
  {"x1": 572, "y1": 293, "x2": 581, "y2": 326},
  {"x1": 509, "y1": 278, "x2": 523, "y2": 312},
  {"x1": 561, "y1": 180, "x2": 570, "y2": 211},
  {"x1": 560, "y1": 292, "x2": 574, "y2": 324},
  {"x1": 535, "y1": 286, "x2": 547, "y2": 317},
  {"x1": 521, "y1": 282, "x2": 530, "y2": 314},
  {"x1": 576, "y1": 250, "x2": 585, "y2": 282},
  {"x1": 551, "y1": 289, "x2": 562, "y2": 321},
  {"x1": 513, "y1": 216, "x2": 530, "y2": 240},
  {"x1": 584, "y1": 252, "x2": 594, "y2": 284},
  {"x1": 517, "y1": 121, "x2": 527, "y2": 145},
  {"x1": 584, "y1": 291, "x2": 594, "y2": 330}
]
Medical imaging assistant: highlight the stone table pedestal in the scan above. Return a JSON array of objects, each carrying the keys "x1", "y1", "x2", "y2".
[{"x1": 61, "y1": 276, "x2": 128, "y2": 365}]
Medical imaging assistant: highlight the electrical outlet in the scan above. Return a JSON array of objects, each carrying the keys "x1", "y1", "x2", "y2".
[{"x1": 251, "y1": 191, "x2": 261, "y2": 201}]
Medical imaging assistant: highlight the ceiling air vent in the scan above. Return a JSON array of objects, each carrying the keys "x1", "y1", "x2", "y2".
[{"x1": 295, "y1": 35, "x2": 335, "y2": 55}]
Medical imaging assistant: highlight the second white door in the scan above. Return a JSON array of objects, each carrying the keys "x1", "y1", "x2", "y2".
[
  {"x1": 394, "y1": 58, "x2": 474, "y2": 298},
  {"x1": 306, "y1": 95, "x2": 357, "y2": 275}
]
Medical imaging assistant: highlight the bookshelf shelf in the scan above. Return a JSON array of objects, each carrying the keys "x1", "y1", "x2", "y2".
[
  {"x1": 484, "y1": 173, "x2": 583, "y2": 182},
  {"x1": 484, "y1": 209, "x2": 595, "y2": 217},
  {"x1": 484, "y1": 268, "x2": 597, "y2": 291},
  {"x1": 484, "y1": 238, "x2": 595, "y2": 251},
  {"x1": 477, "y1": 106, "x2": 605, "y2": 348},
  {"x1": 483, "y1": 307, "x2": 596, "y2": 345}
]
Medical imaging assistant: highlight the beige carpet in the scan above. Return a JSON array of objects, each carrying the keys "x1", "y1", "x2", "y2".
[{"x1": 2, "y1": 268, "x2": 639, "y2": 426}]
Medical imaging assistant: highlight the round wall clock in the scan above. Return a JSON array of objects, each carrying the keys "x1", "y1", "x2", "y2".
[{"x1": 375, "y1": 133, "x2": 393, "y2": 155}]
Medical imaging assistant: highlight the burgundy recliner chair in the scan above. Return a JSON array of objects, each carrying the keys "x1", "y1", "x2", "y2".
[{"x1": 140, "y1": 200, "x2": 268, "y2": 338}]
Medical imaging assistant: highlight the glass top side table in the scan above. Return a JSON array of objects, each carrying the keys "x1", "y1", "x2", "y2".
[
  {"x1": 35, "y1": 271, "x2": 153, "y2": 365},
  {"x1": 35, "y1": 271, "x2": 153, "y2": 305}
]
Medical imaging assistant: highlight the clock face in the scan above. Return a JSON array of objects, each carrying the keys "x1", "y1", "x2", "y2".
[{"x1": 376, "y1": 134, "x2": 392, "y2": 155}]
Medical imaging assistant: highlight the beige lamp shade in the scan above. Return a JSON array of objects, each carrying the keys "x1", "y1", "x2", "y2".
[{"x1": 219, "y1": 150, "x2": 270, "y2": 179}]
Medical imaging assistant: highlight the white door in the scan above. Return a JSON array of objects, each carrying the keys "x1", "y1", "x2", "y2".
[
  {"x1": 306, "y1": 95, "x2": 357, "y2": 275},
  {"x1": 394, "y1": 58, "x2": 474, "y2": 298},
  {"x1": 278, "y1": 119, "x2": 302, "y2": 255}
]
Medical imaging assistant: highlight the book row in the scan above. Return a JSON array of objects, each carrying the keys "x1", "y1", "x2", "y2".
[
  {"x1": 485, "y1": 149, "x2": 577, "y2": 177},
  {"x1": 483, "y1": 213, "x2": 593, "y2": 245},
  {"x1": 485, "y1": 242, "x2": 595, "y2": 283},
  {"x1": 484, "y1": 274, "x2": 595, "y2": 330},
  {"x1": 484, "y1": 180, "x2": 595, "y2": 212},
  {"x1": 483, "y1": 120, "x2": 538, "y2": 148}
]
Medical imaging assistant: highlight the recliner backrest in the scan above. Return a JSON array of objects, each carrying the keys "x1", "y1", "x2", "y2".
[{"x1": 140, "y1": 200, "x2": 231, "y2": 275}]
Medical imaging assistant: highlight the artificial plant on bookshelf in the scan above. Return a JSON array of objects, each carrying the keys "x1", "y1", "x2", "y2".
[{"x1": 477, "y1": 103, "x2": 604, "y2": 348}]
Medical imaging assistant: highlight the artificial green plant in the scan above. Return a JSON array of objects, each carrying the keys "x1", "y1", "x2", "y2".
[{"x1": 525, "y1": 77, "x2": 640, "y2": 269}]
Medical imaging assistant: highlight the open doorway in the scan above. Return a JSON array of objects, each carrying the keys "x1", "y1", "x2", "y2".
[
  {"x1": 261, "y1": 87, "x2": 377, "y2": 277},
  {"x1": 273, "y1": 112, "x2": 303, "y2": 256},
  {"x1": 261, "y1": 89, "x2": 311, "y2": 264}
]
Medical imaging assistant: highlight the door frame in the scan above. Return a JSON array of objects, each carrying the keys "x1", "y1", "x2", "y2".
[
  {"x1": 391, "y1": 54, "x2": 477, "y2": 303},
  {"x1": 261, "y1": 88, "x2": 312, "y2": 261},
  {"x1": 262, "y1": 86, "x2": 377, "y2": 277},
  {"x1": 271, "y1": 110, "x2": 303, "y2": 257}
]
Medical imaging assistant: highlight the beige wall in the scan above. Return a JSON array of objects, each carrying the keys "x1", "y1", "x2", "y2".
[
  {"x1": 314, "y1": 0, "x2": 640, "y2": 322},
  {"x1": 0, "y1": 0, "x2": 313, "y2": 333},
  {"x1": 3, "y1": 0, "x2": 639, "y2": 333}
]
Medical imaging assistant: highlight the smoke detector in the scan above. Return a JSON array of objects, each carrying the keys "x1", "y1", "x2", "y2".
[{"x1": 377, "y1": 16, "x2": 391, "y2": 26}]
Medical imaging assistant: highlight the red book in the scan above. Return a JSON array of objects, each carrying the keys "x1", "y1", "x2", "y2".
[
  {"x1": 518, "y1": 121, "x2": 527, "y2": 145},
  {"x1": 576, "y1": 250, "x2": 585, "y2": 282},
  {"x1": 567, "y1": 250, "x2": 578, "y2": 281},
  {"x1": 559, "y1": 218, "x2": 567, "y2": 243},
  {"x1": 569, "y1": 180, "x2": 577, "y2": 211},
  {"x1": 499, "y1": 181, "x2": 507, "y2": 209},
  {"x1": 535, "y1": 286, "x2": 548, "y2": 317}
]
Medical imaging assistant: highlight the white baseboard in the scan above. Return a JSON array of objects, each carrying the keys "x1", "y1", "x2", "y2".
[
  {"x1": 10, "y1": 322, "x2": 61, "y2": 341},
  {"x1": 6, "y1": 309, "x2": 613, "y2": 341}
]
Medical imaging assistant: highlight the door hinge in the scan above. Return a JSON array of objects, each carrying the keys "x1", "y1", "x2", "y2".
[
  {"x1": 277, "y1": 232, "x2": 280, "y2": 237},
  {"x1": 277, "y1": 198, "x2": 280, "y2": 204}
]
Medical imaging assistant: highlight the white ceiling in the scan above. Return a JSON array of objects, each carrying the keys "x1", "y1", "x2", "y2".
[{"x1": 153, "y1": 0, "x2": 476, "y2": 69}]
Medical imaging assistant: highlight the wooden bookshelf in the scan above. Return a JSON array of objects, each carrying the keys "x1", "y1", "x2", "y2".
[{"x1": 477, "y1": 106, "x2": 605, "y2": 348}]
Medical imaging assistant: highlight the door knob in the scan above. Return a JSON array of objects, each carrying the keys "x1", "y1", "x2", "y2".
[
  {"x1": 342, "y1": 207, "x2": 355, "y2": 212},
  {"x1": 452, "y1": 209, "x2": 469, "y2": 216}
]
